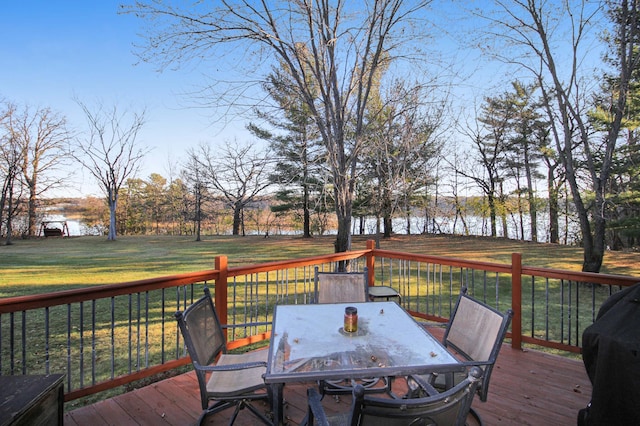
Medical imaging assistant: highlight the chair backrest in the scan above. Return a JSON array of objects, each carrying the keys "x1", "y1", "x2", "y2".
[
  {"x1": 350, "y1": 367, "x2": 483, "y2": 426},
  {"x1": 444, "y1": 287, "x2": 513, "y2": 401},
  {"x1": 314, "y1": 266, "x2": 368, "y2": 304},
  {"x1": 175, "y1": 287, "x2": 226, "y2": 407}
]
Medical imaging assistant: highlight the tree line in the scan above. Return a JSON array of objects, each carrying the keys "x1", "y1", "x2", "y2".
[
  {"x1": 46, "y1": 172, "x2": 574, "y2": 243},
  {"x1": 2, "y1": 1, "x2": 640, "y2": 274},
  {"x1": 0, "y1": 89, "x2": 579, "y2": 245}
]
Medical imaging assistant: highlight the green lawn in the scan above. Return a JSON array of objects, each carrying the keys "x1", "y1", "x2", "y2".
[{"x1": 2, "y1": 233, "x2": 639, "y2": 298}]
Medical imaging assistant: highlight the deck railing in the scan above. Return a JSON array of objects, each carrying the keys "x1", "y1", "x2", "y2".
[{"x1": 0, "y1": 240, "x2": 637, "y2": 404}]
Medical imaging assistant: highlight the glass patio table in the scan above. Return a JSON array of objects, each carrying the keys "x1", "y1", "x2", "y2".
[{"x1": 264, "y1": 301, "x2": 462, "y2": 425}]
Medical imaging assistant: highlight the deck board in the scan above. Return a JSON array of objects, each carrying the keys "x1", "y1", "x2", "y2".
[{"x1": 65, "y1": 328, "x2": 592, "y2": 425}]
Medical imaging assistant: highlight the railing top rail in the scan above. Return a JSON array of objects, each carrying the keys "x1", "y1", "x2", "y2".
[
  {"x1": 372, "y1": 248, "x2": 640, "y2": 285},
  {"x1": 521, "y1": 265, "x2": 640, "y2": 286},
  {"x1": 371, "y1": 248, "x2": 513, "y2": 274},
  {"x1": 227, "y1": 249, "x2": 370, "y2": 276},
  {"x1": 0, "y1": 269, "x2": 219, "y2": 313}
]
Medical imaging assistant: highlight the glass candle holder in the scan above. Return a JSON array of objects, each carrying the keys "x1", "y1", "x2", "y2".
[{"x1": 344, "y1": 306, "x2": 358, "y2": 333}]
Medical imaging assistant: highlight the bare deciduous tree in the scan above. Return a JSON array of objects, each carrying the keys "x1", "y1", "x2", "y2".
[
  {"x1": 1, "y1": 101, "x2": 70, "y2": 238},
  {"x1": 478, "y1": 0, "x2": 638, "y2": 272},
  {"x1": 181, "y1": 151, "x2": 207, "y2": 241},
  {"x1": 0, "y1": 102, "x2": 24, "y2": 244},
  {"x1": 13, "y1": 105, "x2": 70, "y2": 236},
  {"x1": 362, "y1": 80, "x2": 444, "y2": 239},
  {"x1": 126, "y1": 0, "x2": 433, "y2": 253},
  {"x1": 456, "y1": 101, "x2": 512, "y2": 238},
  {"x1": 188, "y1": 141, "x2": 273, "y2": 236},
  {"x1": 72, "y1": 101, "x2": 148, "y2": 241}
]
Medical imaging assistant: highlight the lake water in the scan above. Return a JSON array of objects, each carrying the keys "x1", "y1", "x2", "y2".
[{"x1": 43, "y1": 211, "x2": 579, "y2": 244}]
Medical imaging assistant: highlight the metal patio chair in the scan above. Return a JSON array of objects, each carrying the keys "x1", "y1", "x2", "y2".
[
  {"x1": 314, "y1": 266, "x2": 401, "y2": 304},
  {"x1": 314, "y1": 266, "x2": 369, "y2": 304},
  {"x1": 408, "y1": 287, "x2": 513, "y2": 423},
  {"x1": 175, "y1": 287, "x2": 272, "y2": 426},
  {"x1": 305, "y1": 367, "x2": 483, "y2": 426},
  {"x1": 367, "y1": 285, "x2": 402, "y2": 303},
  {"x1": 313, "y1": 267, "x2": 390, "y2": 396}
]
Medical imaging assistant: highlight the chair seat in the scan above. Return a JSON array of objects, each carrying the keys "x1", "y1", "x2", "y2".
[
  {"x1": 368, "y1": 286, "x2": 400, "y2": 302},
  {"x1": 207, "y1": 350, "x2": 268, "y2": 396},
  {"x1": 315, "y1": 411, "x2": 350, "y2": 426}
]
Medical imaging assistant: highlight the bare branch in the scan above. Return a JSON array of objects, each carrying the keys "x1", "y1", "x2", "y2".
[{"x1": 72, "y1": 100, "x2": 149, "y2": 240}]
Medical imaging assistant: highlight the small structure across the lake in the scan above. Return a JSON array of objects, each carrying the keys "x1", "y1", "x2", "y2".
[{"x1": 39, "y1": 221, "x2": 69, "y2": 237}]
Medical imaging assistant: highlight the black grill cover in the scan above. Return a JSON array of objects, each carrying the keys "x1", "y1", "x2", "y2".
[{"x1": 581, "y1": 283, "x2": 640, "y2": 425}]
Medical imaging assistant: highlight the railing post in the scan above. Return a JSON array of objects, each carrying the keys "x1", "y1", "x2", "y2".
[
  {"x1": 215, "y1": 255, "x2": 229, "y2": 341},
  {"x1": 366, "y1": 240, "x2": 376, "y2": 287},
  {"x1": 511, "y1": 252, "x2": 522, "y2": 350}
]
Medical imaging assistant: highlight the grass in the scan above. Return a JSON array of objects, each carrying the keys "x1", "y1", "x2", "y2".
[{"x1": 2, "y1": 233, "x2": 640, "y2": 296}]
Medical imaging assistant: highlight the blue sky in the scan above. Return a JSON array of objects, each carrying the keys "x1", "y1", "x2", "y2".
[
  {"x1": 2, "y1": 1, "x2": 246, "y2": 196},
  {"x1": 1, "y1": 1, "x2": 605, "y2": 199}
]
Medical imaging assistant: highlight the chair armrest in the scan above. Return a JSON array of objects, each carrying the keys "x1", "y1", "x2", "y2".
[
  {"x1": 306, "y1": 387, "x2": 331, "y2": 426},
  {"x1": 408, "y1": 374, "x2": 440, "y2": 396},
  {"x1": 459, "y1": 360, "x2": 493, "y2": 368},
  {"x1": 194, "y1": 360, "x2": 267, "y2": 372}
]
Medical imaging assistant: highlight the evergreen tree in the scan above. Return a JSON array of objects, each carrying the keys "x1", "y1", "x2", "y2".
[{"x1": 250, "y1": 68, "x2": 326, "y2": 237}]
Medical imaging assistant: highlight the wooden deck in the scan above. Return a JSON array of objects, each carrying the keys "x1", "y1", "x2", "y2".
[{"x1": 64, "y1": 328, "x2": 592, "y2": 425}]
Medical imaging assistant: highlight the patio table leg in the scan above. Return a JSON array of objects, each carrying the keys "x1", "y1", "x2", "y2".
[{"x1": 271, "y1": 383, "x2": 285, "y2": 425}]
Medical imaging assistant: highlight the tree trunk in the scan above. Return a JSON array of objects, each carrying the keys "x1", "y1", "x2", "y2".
[
  {"x1": 0, "y1": 179, "x2": 7, "y2": 238},
  {"x1": 501, "y1": 212, "x2": 509, "y2": 239},
  {"x1": 334, "y1": 181, "x2": 352, "y2": 256},
  {"x1": 584, "y1": 191, "x2": 608, "y2": 272},
  {"x1": 565, "y1": 155, "x2": 602, "y2": 271},
  {"x1": 335, "y1": 212, "x2": 352, "y2": 272},
  {"x1": 383, "y1": 216, "x2": 392, "y2": 238},
  {"x1": 382, "y1": 188, "x2": 393, "y2": 238},
  {"x1": 547, "y1": 170, "x2": 559, "y2": 244},
  {"x1": 232, "y1": 203, "x2": 242, "y2": 236},
  {"x1": 303, "y1": 182, "x2": 311, "y2": 238},
  {"x1": 528, "y1": 190, "x2": 537, "y2": 241},
  {"x1": 5, "y1": 174, "x2": 15, "y2": 245},
  {"x1": 28, "y1": 183, "x2": 37, "y2": 237},
  {"x1": 525, "y1": 154, "x2": 538, "y2": 242},
  {"x1": 195, "y1": 184, "x2": 201, "y2": 242},
  {"x1": 488, "y1": 194, "x2": 497, "y2": 237},
  {"x1": 108, "y1": 192, "x2": 117, "y2": 241},
  {"x1": 499, "y1": 181, "x2": 508, "y2": 239},
  {"x1": 517, "y1": 190, "x2": 525, "y2": 240},
  {"x1": 582, "y1": 232, "x2": 604, "y2": 272},
  {"x1": 335, "y1": 215, "x2": 351, "y2": 252}
]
